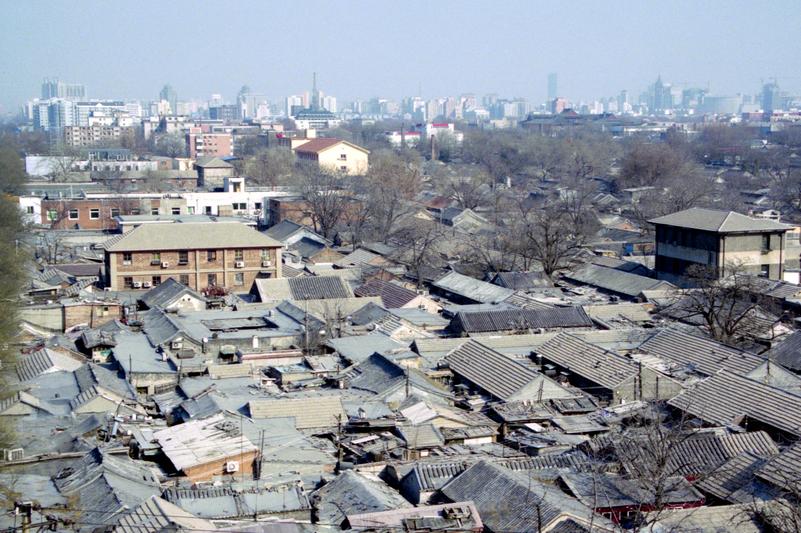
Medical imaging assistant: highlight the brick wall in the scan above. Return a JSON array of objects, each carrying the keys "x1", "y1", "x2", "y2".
[
  {"x1": 108, "y1": 246, "x2": 281, "y2": 291},
  {"x1": 182, "y1": 450, "x2": 258, "y2": 482}
]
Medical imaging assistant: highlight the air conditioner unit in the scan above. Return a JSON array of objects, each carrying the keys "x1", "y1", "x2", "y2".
[
  {"x1": 132, "y1": 281, "x2": 142, "y2": 288},
  {"x1": 261, "y1": 260, "x2": 272, "y2": 267},
  {"x1": 171, "y1": 341, "x2": 183, "y2": 350},
  {"x1": 161, "y1": 261, "x2": 170, "y2": 268},
  {"x1": 3, "y1": 448, "x2": 23, "y2": 461},
  {"x1": 142, "y1": 281, "x2": 152, "y2": 288},
  {"x1": 235, "y1": 261, "x2": 245, "y2": 268},
  {"x1": 225, "y1": 461, "x2": 239, "y2": 473}
]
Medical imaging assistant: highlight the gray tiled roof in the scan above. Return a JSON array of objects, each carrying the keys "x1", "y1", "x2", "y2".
[
  {"x1": 767, "y1": 329, "x2": 801, "y2": 372},
  {"x1": 649, "y1": 207, "x2": 789, "y2": 233},
  {"x1": 354, "y1": 279, "x2": 418, "y2": 308},
  {"x1": 446, "y1": 340, "x2": 574, "y2": 402},
  {"x1": 638, "y1": 328, "x2": 764, "y2": 376},
  {"x1": 105, "y1": 222, "x2": 281, "y2": 252},
  {"x1": 139, "y1": 278, "x2": 205, "y2": 310},
  {"x1": 313, "y1": 470, "x2": 411, "y2": 526},
  {"x1": 669, "y1": 370, "x2": 801, "y2": 437},
  {"x1": 440, "y1": 460, "x2": 594, "y2": 532},
  {"x1": 564, "y1": 263, "x2": 672, "y2": 298},
  {"x1": 451, "y1": 306, "x2": 593, "y2": 334},
  {"x1": 536, "y1": 333, "x2": 637, "y2": 389}
]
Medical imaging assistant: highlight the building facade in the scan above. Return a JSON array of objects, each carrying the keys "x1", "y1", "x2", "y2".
[
  {"x1": 186, "y1": 128, "x2": 234, "y2": 159},
  {"x1": 104, "y1": 222, "x2": 282, "y2": 291},
  {"x1": 293, "y1": 138, "x2": 369, "y2": 175},
  {"x1": 650, "y1": 208, "x2": 789, "y2": 282}
]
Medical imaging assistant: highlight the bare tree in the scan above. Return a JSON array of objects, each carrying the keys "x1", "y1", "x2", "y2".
[
  {"x1": 245, "y1": 147, "x2": 295, "y2": 188},
  {"x1": 514, "y1": 202, "x2": 586, "y2": 277},
  {"x1": 298, "y1": 165, "x2": 350, "y2": 239},
  {"x1": 364, "y1": 150, "x2": 423, "y2": 241},
  {"x1": 618, "y1": 141, "x2": 701, "y2": 191},
  {"x1": 446, "y1": 172, "x2": 491, "y2": 210},
  {"x1": 662, "y1": 262, "x2": 776, "y2": 345},
  {"x1": 389, "y1": 220, "x2": 444, "y2": 288},
  {"x1": 153, "y1": 131, "x2": 187, "y2": 158}
]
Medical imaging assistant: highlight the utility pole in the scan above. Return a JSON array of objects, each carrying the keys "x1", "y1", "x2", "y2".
[{"x1": 335, "y1": 414, "x2": 344, "y2": 472}]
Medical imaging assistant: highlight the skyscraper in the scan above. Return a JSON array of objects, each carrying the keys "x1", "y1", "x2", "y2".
[
  {"x1": 547, "y1": 73, "x2": 558, "y2": 101},
  {"x1": 762, "y1": 82, "x2": 781, "y2": 114},
  {"x1": 159, "y1": 84, "x2": 178, "y2": 115},
  {"x1": 41, "y1": 78, "x2": 86, "y2": 101}
]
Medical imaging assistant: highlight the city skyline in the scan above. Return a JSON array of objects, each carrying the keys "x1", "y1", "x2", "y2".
[{"x1": 2, "y1": 0, "x2": 801, "y2": 114}]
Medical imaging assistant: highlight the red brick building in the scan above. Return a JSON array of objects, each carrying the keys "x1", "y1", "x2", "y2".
[{"x1": 104, "y1": 221, "x2": 282, "y2": 291}]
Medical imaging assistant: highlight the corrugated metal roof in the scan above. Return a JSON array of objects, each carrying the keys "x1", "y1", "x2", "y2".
[
  {"x1": 152, "y1": 413, "x2": 258, "y2": 471},
  {"x1": 433, "y1": 271, "x2": 514, "y2": 303},
  {"x1": 249, "y1": 396, "x2": 345, "y2": 429}
]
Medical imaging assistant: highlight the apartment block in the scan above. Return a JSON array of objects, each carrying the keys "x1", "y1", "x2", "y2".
[{"x1": 104, "y1": 222, "x2": 282, "y2": 291}]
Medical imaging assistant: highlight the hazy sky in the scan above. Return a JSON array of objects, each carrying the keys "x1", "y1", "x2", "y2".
[{"x1": 1, "y1": 0, "x2": 800, "y2": 113}]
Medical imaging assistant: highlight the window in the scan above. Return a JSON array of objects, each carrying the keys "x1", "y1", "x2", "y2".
[
  {"x1": 171, "y1": 207, "x2": 181, "y2": 215},
  {"x1": 131, "y1": 208, "x2": 141, "y2": 215},
  {"x1": 760, "y1": 264, "x2": 770, "y2": 278},
  {"x1": 232, "y1": 203, "x2": 246, "y2": 210},
  {"x1": 123, "y1": 276, "x2": 133, "y2": 289},
  {"x1": 151, "y1": 208, "x2": 159, "y2": 215},
  {"x1": 340, "y1": 166, "x2": 348, "y2": 172},
  {"x1": 178, "y1": 250, "x2": 189, "y2": 265},
  {"x1": 122, "y1": 252, "x2": 132, "y2": 265},
  {"x1": 204, "y1": 206, "x2": 212, "y2": 215},
  {"x1": 151, "y1": 252, "x2": 161, "y2": 265},
  {"x1": 762, "y1": 234, "x2": 771, "y2": 252},
  {"x1": 152, "y1": 276, "x2": 162, "y2": 286},
  {"x1": 69, "y1": 209, "x2": 79, "y2": 220},
  {"x1": 260, "y1": 249, "x2": 270, "y2": 260},
  {"x1": 339, "y1": 153, "x2": 347, "y2": 160},
  {"x1": 179, "y1": 274, "x2": 190, "y2": 286},
  {"x1": 89, "y1": 208, "x2": 100, "y2": 219},
  {"x1": 26, "y1": 206, "x2": 34, "y2": 214},
  {"x1": 254, "y1": 202, "x2": 262, "y2": 210},
  {"x1": 110, "y1": 208, "x2": 120, "y2": 218},
  {"x1": 187, "y1": 206, "x2": 195, "y2": 214},
  {"x1": 207, "y1": 273, "x2": 217, "y2": 286},
  {"x1": 234, "y1": 272, "x2": 245, "y2": 286},
  {"x1": 234, "y1": 249, "x2": 244, "y2": 261},
  {"x1": 207, "y1": 250, "x2": 217, "y2": 261},
  {"x1": 46, "y1": 209, "x2": 58, "y2": 221}
]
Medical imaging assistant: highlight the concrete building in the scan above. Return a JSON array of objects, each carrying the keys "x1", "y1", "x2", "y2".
[
  {"x1": 186, "y1": 128, "x2": 234, "y2": 159},
  {"x1": 104, "y1": 221, "x2": 282, "y2": 291},
  {"x1": 650, "y1": 207, "x2": 790, "y2": 282},
  {"x1": 41, "y1": 78, "x2": 86, "y2": 100},
  {"x1": 293, "y1": 138, "x2": 369, "y2": 175}
]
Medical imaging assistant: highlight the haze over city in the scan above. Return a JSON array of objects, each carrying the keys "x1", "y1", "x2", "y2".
[
  {"x1": 1, "y1": 0, "x2": 800, "y2": 113},
  {"x1": 3, "y1": 2, "x2": 801, "y2": 531}
]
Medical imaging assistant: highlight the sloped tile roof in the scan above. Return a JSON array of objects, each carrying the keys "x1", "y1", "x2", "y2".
[{"x1": 649, "y1": 207, "x2": 789, "y2": 233}]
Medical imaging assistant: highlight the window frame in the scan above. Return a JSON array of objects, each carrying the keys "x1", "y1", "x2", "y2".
[{"x1": 89, "y1": 208, "x2": 100, "y2": 220}]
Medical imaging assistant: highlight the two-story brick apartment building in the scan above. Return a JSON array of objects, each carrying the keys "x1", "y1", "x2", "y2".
[
  {"x1": 104, "y1": 222, "x2": 282, "y2": 291},
  {"x1": 650, "y1": 207, "x2": 790, "y2": 283}
]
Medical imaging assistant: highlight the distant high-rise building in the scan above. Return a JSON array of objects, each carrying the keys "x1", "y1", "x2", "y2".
[
  {"x1": 41, "y1": 78, "x2": 86, "y2": 101},
  {"x1": 762, "y1": 82, "x2": 781, "y2": 114},
  {"x1": 159, "y1": 84, "x2": 178, "y2": 115},
  {"x1": 547, "y1": 73, "x2": 558, "y2": 101}
]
